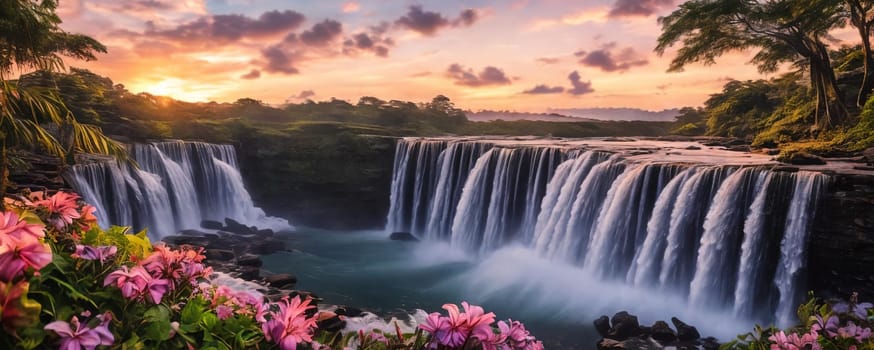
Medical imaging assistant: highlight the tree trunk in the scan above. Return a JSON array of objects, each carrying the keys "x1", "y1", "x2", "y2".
[
  {"x1": 858, "y1": 31, "x2": 874, "y2": 107},
  {"x1": 810, "y1": 43, "x2": 849, "y2": 130},
  {"x1": 1, "y1": 145, "x2": 9, "y2": 203}
]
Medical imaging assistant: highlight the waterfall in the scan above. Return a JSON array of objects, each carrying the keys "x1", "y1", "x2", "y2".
[
  {"x1": 66, "y1": 141, "x2": 291, "y2": 240},
  {"x1": 386, "y1": 137, "x2": 828, "y2": 324}
]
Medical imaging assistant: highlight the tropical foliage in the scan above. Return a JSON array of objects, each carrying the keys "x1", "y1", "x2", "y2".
[
  {"x1": 0, "y1": 190, "x2": 542, "y2": 349},
  {"x1": 0, "y1": 0, "x2": 124, "y2": 196},
  {"x1": 721, "y1": 294, "x2": 873, "y2": 350}
]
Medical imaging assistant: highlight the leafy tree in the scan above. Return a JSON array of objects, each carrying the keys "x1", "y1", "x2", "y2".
[
  {"x1": 0, "y1": 0, "x2": 125, "y2": 195},
  {"x1": 656, "y1": 0, "x2": 848, "y2": 130},
  {"x1": 842, "y1": 0, "x2": 874, "y2": 106}
]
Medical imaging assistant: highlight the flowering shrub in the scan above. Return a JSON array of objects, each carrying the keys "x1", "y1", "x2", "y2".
[
  {"x1": 723, "y1": 293, "x2": 874, "y2": 350},
  {"x1": 0, "y1": 191, "x2": 543, "y2": 350}
]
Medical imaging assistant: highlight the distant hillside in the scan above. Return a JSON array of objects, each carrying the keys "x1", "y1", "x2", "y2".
[
  {"x1": 467, "y1": 110, "x2": 598, "y2": 122},
  {"x1": 547, "y1": 107, "x2": 681, "y2": 121}
]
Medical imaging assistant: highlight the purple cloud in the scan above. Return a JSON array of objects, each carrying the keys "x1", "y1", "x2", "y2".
[
  {"x1": 146, "y1": 10, "x2": 306, "y2": 43},
  {"x1": 241, "y1": 69, "x2": 261, "y2": 80},
  {"x1": 300, "y1": 19, "x2": 343, "y2": 46},
  {"x1": 447, "y1": 64, "x2": 512, "y2": 87},
  {"x1": 395, "y1": 6, "x2": 480, "y2": 36},
  {"x1": 568, "y1": 71, "x2": 595, "y2": 95},
  {"x1": 609, "y1": 0, "x2": 674, "y2": 17},
  {"x1": 523, "y1": 84, "x2": 565, "y2": 94},
  {"x1": 575, "y1": 43, "x2": 649, "y2": 72},
  {"x1": 261, "y1": 46, "x2": 299, "y2": 74}
]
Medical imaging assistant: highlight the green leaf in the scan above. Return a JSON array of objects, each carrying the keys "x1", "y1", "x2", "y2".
[
  {"x1": 46, "y1": 275, "x2": 97, "y2": 309},
  {"x1": 142, "y1": 305, "x2": 172, "y2": 342}
]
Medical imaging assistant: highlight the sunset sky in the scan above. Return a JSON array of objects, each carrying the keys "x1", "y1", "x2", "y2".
[{"x1": 55, "y1": 0, "x2": 857, "y2": 112}]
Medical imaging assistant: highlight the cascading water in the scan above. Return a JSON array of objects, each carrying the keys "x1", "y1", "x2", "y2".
[
  {"x1": 66, "y1": 141, "x2": 291, "y2": 240},
  {"x1": 386, "y1": 137, "x2": 827, "y2": 325}
]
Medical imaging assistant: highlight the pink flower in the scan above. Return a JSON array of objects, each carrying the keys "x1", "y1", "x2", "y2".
[
  {"x1": 37, "y1": 192, "x2": 82, "y2": 230},
  {"x1": 261, "y1": 296, "x2": 318, "y2": 350},
  {"x1": 769, "y1": 330, "x2": 821, "y2": 350},
  {"x1": 0, "y1": 280, "x2": 39, "y2": 329},
  {"x1": 0, "y1": 237, "x2": 52, "y2": 281},
  {"x1": 145, "y1": 278, "x2": 170, "y2": 304},
  {"x1": 420, "y1": 311, "x2": 452, "y2": 346},
  {"x1": 103, "y1": 265, "x2": 150, "y2": 299},
  {"x1": 44, "y1": 313, "x2": 114, "y2": 350},
  {"x1": 72, "y1": 245, "x2": 118, "y2": 263},
  {"x1": 0, "y1": 211, "x2": 44, "y2": 244},
  {"x1": 216, "y1": 305, "x2": 234, "y2": 320}
]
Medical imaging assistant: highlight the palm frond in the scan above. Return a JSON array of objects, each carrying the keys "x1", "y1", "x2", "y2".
[{"x1": 67, "y1": 119, "x2": 128, "y2": 162}]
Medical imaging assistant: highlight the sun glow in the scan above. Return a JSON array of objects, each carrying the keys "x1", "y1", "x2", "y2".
[{"x1": 131, "y1": 78, "x2": 215, "y2": 102}]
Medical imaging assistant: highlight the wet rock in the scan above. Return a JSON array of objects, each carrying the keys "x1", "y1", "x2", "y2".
[
  {"x1": 224, "y1": 218, "x2": 254, "y2": 235},
  {"x1": 249, "y1": 239, "x2": 286, "y2": 255},
  {"x1": 256, "y1": 228, "x2": 275, "y2": 237},
  {"x1": 650, "y1": 321, "x2": 677, "y2": 344},
  {"x1": 671, "y1": 317, "x2": 700, "y2": 342},
  {"x1": 594, "y1": 315, "x2": 611, "y2": 337},
  {"x1": 772, "y1": 166, "x2": 799, "y2": 173},
  {"x1": 236, "y1": 254, "x2": 263, "y2": 267},
  {"x1": 201, "y1": 220, "x2": 224, "y2": 230},
  {"x1": 317, "y1": 315, "x2": 346, "y2": 332},
  {"x1": 389, "y1": 232, "x2": 419, "y2": 241},
  {"x1": 865, "y1": 148, "x2": 874, "y2": 165},
  {"x1": 163, "y1": 235, "x2": 210, "y2": 247},
  {"x1": 701, "y1": 336, "x2": 721, "y2": 350},
  {"x1": 265, "y1": 273, "x2": 297, "y2": 288},
  {"x1": 597, "y1": 337, "x2": 658, "y2": 350},
  {"x1": 608, "y1": 311, "x2": 641, "y2": 340},
  {"x1": 685, "y1": 145, "x2": 701, "y2": 150},
  {"x1": 237, "y1": 266, "x2": 260, "y2": 280},
  {"x1": 725, "y1": 145, "x2": 751, "y2": 152},
  {"x1": 335, "y1": 306, "x2": 364, "y2": 318},
  {"x1": 205, "y1": 249, "x2": 235, "y2": 261}
]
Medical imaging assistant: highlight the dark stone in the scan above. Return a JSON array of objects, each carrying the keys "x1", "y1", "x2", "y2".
[
  {"x1": 671, "y1": 317, "x2": 700, "y2": 341},
  {"x1": 179, "y1": 229, "x2": 207, "y2": 236},
  {"x1": 238, "y1": 266, "x2": 260, "y2": 280},
  {"x1": 607, "y1": 311, "x2": 641, "y2": 340},
  {"x1": 162, "y1": 235, "x2": 210, "y2": 247},
  {"x1": 237, "y1": 254, "x2": 263, "y2": 267},
  {"x1": 389, "y1": 232, "x2": 419, "y2": 241},
  {"x1": 597, "y1": 337, "x2": 655, "y2": 350},
  {"x1": 265, "y1": 273, "x2": 297, "y2": 288},
  {"x1": 772, "y1": 166, "x2": 799, "y2": 173},
  {"x1": 335, "y1": 306, "x2": 364, "y2": 318},
  {"x1": 594, "y1": 315, "x2": 611, "y2": 337},
  {"x1": 725, "y1": 145, "x2": 751, "y2": 152},
  {"x1": 317, "y1": 316, "x2": 346, "y2": 332},
  {"x1": 701, "y1": 336, "x2": 720, "y2": 350},
  {"x1": 684, "y1": 145, "x2": 701, "y2": 150},
  {"x1": 865, "y1": 148, "x2": 874, "y2": 165},
  {"x1": 201, "y1": 220, "x2": 224, "y2": 230},
  {"x1": 205, "y1": 249, "x2": 235, "y2": 261},
  {"x1": 256, "y1": 229, "x2": 275, "y2": 237},
  {"x1": 650, "y1": 320, "x2": 677, "y2": 343},
  {"x1": 249, "y1": 239, "x2": 286, "y2": 255},
  {"x1": 224, "y1": 218, "x2": 255, "y2": 235}
]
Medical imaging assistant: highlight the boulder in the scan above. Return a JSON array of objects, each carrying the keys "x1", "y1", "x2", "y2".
[
  {"x1": 671, "y1": 317, "x2": 700, "y2": 342},
  {"x1": 224, "y1": 218, "x2": 254, "y2": 235},
  {"x1": 607, "y1": 311, "x2": 641, "y2": 340},
  {"x1": 864, "y1": 148, "x2": 874, "y2": 165},
  {"x1": 594, "y1": 315, "x2": 611, "y2": 338},
  {"x1": 335, "y1": 306, "x2": 364, "y2": 318},
  {"x1": 265, "y1": 273, "x2": 298, "y2": 288},
  {"x1": 201, "y1": 220, "x2": 224, "y2": 230},
  {"x1": 597, "y1": 337, "x2": 657, "y2": 350},
  {"x1": 237, "y1": 266, "x2": 260, "y2": 280},
  {"x1": 684, "y1": 145, "x2": 701, "y2": 150},
  {"x1": 316, "y1": 315, "x2": 346, "y2": 332},
  {"x1": 236, "y1": 254, "x2": 263, "y2": 267},
  {"x1": 701, "y1": 337, "x2": 720, "y2": 350},
  {"x1": 256, "y1": 229, "x2": 275, "y2": 237},
  {"x1": 205, "y1": 249, "x2": 235, "y2": 261},
  {"x1": 650, "y1": 321, "x2": 677, "y2": 344},
  {"x1": 389, "y1": 232, "x2": 419, "y2": 241}
]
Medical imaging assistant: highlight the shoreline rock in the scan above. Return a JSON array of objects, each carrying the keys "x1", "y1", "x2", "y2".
[{"x1": 594, "y1": 311, "x2": 718, "y2": 350}]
